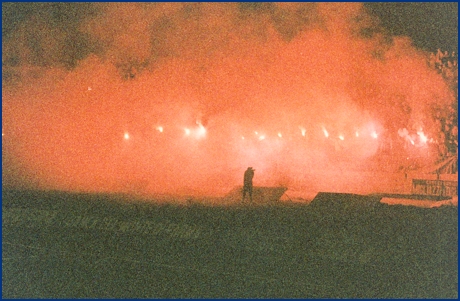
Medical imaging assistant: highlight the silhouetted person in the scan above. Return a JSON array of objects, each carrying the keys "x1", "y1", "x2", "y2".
[{"x1": 242, "y1": 167, "x2": 255, "y2": 203}]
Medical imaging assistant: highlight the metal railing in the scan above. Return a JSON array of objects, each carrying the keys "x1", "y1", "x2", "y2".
[{"x1": 412, "y1": 179, "x2": 458, "y2": 197}]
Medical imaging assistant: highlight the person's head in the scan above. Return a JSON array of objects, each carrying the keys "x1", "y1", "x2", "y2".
[{"x1": 248, "y1": 167, "x2": 254, "y2": 171}]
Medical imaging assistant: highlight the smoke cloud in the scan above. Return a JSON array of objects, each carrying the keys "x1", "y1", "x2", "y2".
[{"x1": 2, "y1": 3, "x2": 456, "y2": 197}]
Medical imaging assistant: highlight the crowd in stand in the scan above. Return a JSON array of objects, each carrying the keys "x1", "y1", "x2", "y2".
[{"x1": 428, "y1": 49, "x2": 458, "y2": 160}]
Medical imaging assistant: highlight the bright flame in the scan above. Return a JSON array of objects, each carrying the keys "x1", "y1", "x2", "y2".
[
  {"x1": 184, "y1": 122, "x2": 206, "y2": 139},
  {"x1": 398, "y1": 127, "x2": 430, "y2": 147},
  {"x1": 196, "y1": 122, "x2": 206, "y2": 138},
  {"x1": 156, "y1": 126, "x2": 164, "y2": 133},
  {"x1": 259, "y1": 135, "x2": 266, "y2": 141},
  {"x1": 124, "y1": 132, "x2": 130, "y2": 140},
  {"x1": 417, "y1": 130, "x2": 428, "y2": 144},
  {"x1": 355, "y1": 131, "x2": 359, "y2": 137},
  {"x1": 371, "y1": 131, "x2": 378, "y2": 139},
  {"x1": 299, "y1": 126, "x2": 306, "y2": 137},
  {"x1": 339, "y1": 135, "x2": 344, "y2": 141},
  {"x1": 322, "y1": 127, "x2": 329, "y2": 138},
  {"x1": 278, "y1": 132, "x2": 282, "y2": 138}
]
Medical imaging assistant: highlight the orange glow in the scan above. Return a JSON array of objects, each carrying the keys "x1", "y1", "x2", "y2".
[{"x1": 1, "y1": 3, "x2": 455, "y2": 198}]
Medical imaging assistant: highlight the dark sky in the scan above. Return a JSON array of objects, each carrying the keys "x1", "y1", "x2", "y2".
[
  {"x1": 364, "y1": 2, "x2": 457, "y2": 52},
  {"x1": 2, "y1": 2, "x2": 458, "y2": 61},
  {"x1": 3, "y1": 2, "x2": 458, "y2": 51}
]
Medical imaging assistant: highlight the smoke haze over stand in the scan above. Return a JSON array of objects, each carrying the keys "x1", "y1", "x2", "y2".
[{"x1": 2, "y1": 3, "x2": 456, "y2": 197}]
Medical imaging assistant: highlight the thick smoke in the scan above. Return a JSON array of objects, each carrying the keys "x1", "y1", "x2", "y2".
[{"x1": 2, "y1": 3, "x2": 455, "y2": 197}]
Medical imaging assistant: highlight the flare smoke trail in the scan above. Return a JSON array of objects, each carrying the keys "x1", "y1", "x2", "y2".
[{"x1": 2, "y1": 3, "x2": 457, "y2": 196}]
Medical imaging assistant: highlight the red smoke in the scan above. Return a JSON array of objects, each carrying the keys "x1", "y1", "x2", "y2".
[{"x1": 2, "y1": 3, "x2": 455, "y2": 197}]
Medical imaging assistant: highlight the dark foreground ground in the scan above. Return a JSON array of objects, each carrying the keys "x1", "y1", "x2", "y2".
[{"x1": 2, "y1": 189, "x2": 458, "y2": 298}]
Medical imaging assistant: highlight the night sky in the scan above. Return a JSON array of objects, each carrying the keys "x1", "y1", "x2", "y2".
[
  {"x1": 365, "y1": 2, "x2": 457, "y2": 52},
  {"x1": 2, "y1": 3, "x2": 457, "y2": 195},
  {"x1": 2, "y1": 2, "x2": 457, "y2": 70}
]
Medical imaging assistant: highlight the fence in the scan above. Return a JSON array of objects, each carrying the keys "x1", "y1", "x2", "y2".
[{"x1": 412, "y1": 179, "x2": 458, "y2": 197}]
